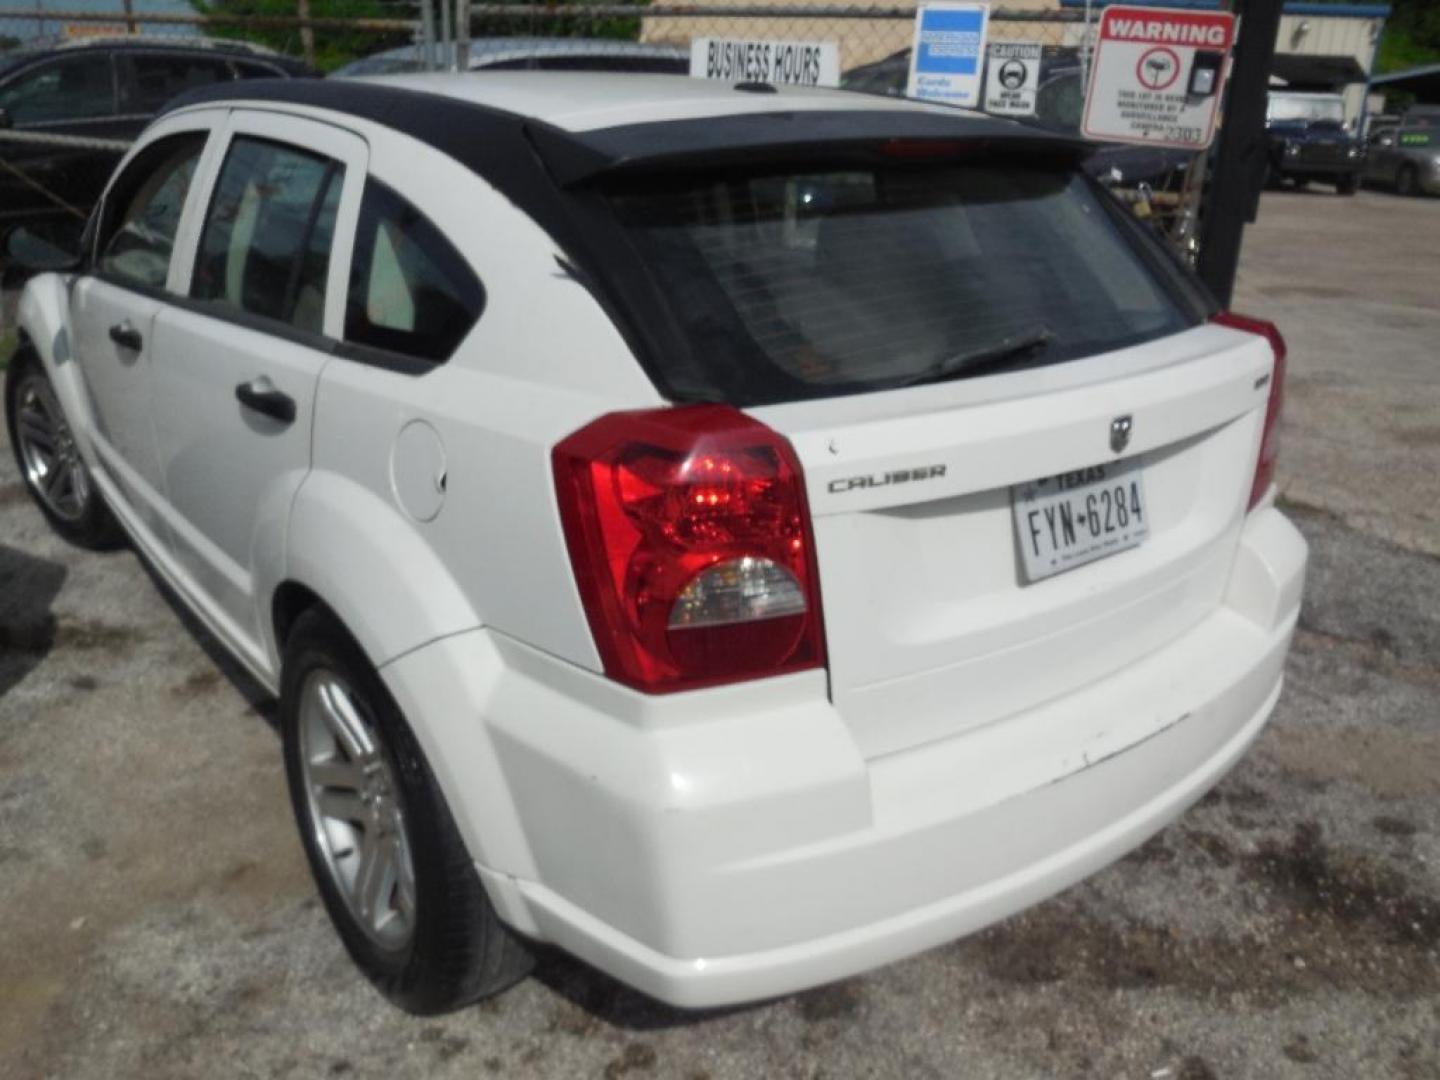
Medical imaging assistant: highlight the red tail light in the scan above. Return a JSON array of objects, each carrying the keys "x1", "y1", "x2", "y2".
[
  {"x1": 552, "y1": 405, "x2": 826, "y2": 693},
  {"x1": 1212, "y1": 311, "x2": 1287, "y2": 510}
]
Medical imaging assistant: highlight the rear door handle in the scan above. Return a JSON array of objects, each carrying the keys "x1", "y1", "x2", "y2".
[
  {"x1": 234, "y1": 376, "x2": 296, "y2": 425},
  {"x1": 109, "y1": 321, "x2": 142, "y2": 350}
]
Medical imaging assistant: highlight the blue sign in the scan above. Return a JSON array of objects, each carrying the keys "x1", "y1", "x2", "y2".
[{"x1": 907, "y1": 3, "x2": 990, "y2": 107}]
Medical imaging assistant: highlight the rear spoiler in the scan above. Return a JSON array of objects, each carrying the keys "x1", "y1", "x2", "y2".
[{"x1": 525, "y1": 109, "x2": 1098, "y2": 186}]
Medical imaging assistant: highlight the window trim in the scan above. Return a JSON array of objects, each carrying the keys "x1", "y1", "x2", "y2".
[
  {"x1": 188, "y1": 133, "x2": 342, "y2": 335},
  {"x1": 169, "y1": 108, "x2": 369, "y2": 343},
  {"x1": 159, "y1": 111, "x2": 458, "y2": 374},
  {"x1": 340, "y1": 175, "x2": 486, "y2": 368},
  {"x1": 85, "y1": 119, "x2": 219, "y2": 296}
]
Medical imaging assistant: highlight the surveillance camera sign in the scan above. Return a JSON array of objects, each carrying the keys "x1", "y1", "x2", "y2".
[
  {"x1": 1081, "y1": 4, "x2": 1236, "y2": 150},
  {"x1": 984, "y1": 41, "x2": 1041, "y2": 116},
  {"x1": 907, "y1": 3, "x2": 990, "y2": 107}
]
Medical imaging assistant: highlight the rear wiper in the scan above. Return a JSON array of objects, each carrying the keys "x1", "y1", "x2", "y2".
[{"x1": 897, "y1": 326, "x2": 1055, "y2": 388}]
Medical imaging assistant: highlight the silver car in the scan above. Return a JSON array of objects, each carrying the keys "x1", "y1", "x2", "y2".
[
  {"x1": 331, "y1": 37, "x2": 688, "y2": 78},
  {"x1": 1364, "y1": 124, "x2": 1440, "y2": 196}
]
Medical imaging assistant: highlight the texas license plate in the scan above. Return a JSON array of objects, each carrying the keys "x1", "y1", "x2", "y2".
[{"x1": 1011, "y1": 458, "x2": 1150, "y2": 582}]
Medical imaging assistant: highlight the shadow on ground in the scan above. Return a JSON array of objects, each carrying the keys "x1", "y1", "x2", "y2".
[
  {"x1": 136, "y1": 555, "x2": 278, "y2": 727},
  {"x1": 0, "y1": 542, "x2": 66, "y2": 699}
]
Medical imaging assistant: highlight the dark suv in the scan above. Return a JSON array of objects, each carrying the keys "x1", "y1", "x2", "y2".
[
  {"x1": 1263, "y1": 91, "x2": 1362, "y2": 194},
  {"x1": 0, "y1": 37, "x2": 313, "y2": 225}
]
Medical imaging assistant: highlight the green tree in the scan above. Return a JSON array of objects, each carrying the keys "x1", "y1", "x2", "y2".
[
  {"x1": 1377, "y1": 0, "x2": 1440, "y2": 73},
  {"x1": 187, "y1": 0, "x2": 413, "y2": 73}
]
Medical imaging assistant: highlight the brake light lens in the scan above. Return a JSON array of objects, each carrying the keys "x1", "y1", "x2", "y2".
[
  {"x1": 552, "y1": 405, "x2": 825, "y2": 693},
  {"x1": 1212, "y1": 311, "x2": 1287, "y2": 510}
]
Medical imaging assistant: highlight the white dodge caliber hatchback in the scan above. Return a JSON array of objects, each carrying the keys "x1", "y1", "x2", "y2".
[{"x1": 5, "y1": 73, "x2": 1306, "y2": 1014}]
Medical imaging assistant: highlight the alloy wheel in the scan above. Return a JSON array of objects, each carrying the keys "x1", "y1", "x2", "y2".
[
  {"x1": 298, "y1": 670, "x2": 418, "y2": 951},
  {"x1": 13, "y1": 373, "x2": 90, "y2": 523}
]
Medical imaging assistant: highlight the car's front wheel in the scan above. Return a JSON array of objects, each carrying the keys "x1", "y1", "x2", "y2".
[
  {"x1": 4, "y1": 349, "x2": 122, "y2": 549},
  {"x1": 280, "y1": 608, "x2": 533, "y2": 1014}
]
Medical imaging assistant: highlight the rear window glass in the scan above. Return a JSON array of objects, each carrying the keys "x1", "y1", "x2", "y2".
[{"x1": 607, "y1": 164, "x2": 1199, "y2": 404}]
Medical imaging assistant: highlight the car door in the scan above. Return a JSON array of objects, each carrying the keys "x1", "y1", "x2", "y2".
[
  {"x1": 147, "y1": 110, "x2": 367, "y2": 660},
  {"x1": 1365, "y1": 128, "x2": 1397, "y2": 184},
  {"x1": 69, "y1": 114, "x2": 219, "y2": 545}
]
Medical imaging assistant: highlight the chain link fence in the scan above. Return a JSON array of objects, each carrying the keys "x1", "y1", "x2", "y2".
[{"x1": 0, "y1": 3, "x2": 1201, "y2": 247}]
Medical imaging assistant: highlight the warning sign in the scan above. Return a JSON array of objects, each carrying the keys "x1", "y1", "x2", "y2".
[
  {"x1": 1081, "y1": 5, "x2": 1235, "y2": 151},
  {"x1": 906, "y1": 4, "x2": 990, "y2": 108},
  {"x1": 984, "y1": 41, "x2": 1041, "y2": 116}
]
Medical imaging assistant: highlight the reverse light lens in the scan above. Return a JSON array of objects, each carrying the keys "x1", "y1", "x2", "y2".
[
  {"x1": 553, "y1": 405, "x2": 825, "y2": 693},
  {"x1": 669, "y1": 557, "x2": 807, "y2": 629},
  {"x1": 1212, "y1": 311, "x2": 1287, "y2": 510}
]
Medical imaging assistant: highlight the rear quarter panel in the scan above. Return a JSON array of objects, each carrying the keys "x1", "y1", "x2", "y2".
[{"x1": 286, "y1": 123, "x2": 662, "y2": 674}]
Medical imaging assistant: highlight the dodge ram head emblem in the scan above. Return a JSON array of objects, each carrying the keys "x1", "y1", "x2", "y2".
[{"x1": 1110, "y1": 415, "x2": 1133, "y2": 454}]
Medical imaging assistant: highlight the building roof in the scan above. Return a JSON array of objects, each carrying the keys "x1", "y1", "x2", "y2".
[{"x1": 1370, "y1": 63, "x2": 1440, "y2": 104}]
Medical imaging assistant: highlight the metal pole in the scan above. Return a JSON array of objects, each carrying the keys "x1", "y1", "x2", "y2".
[
  {"x1": 439, "y1": 0, "x2": 452, "y2": 70},
  {"x1": 297, "y1": 0, "x2": 316, "y2": 69},
  {"x1": 122, "y1": 0, "x2": 135, "y2": 34},
  {"x1": 419, "y1": 0, "x2": 436, "y2": 71},
  {"x1": 455, "y1": 0, "x2": 470, "y2": 73},
  {"x1": 1195, "y1": 0, "x2": 1285, "y2": 306}
]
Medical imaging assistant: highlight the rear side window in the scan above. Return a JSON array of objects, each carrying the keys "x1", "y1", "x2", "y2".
[
  {"x1": 608, "y1": 164, "x2": 1200, "y2": 405},
  {"x1": 125, "y1": 53, "x2": 232, "y2": 112},
  {"x1": 192, "y1": 136, "x2": 342, "y2": 334},
  {"x1": 344, "y1": 180, "x2": 482, "y2": 363},
  {"x1": 97, "y1": 131, "x2": 207, "y2": 289},
  {"x1": 0, "y1": 55, "x2": 114, "y2": 125}
]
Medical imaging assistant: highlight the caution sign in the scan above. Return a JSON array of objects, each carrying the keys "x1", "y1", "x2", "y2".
[
  {"x1": 906, "y1": 3, "x2": 990, "y2": 108},
  {"x1": 984, "y1": 41, "x2": 1041, "y2": 116},
  {"x1": 1081, "y1": 5, "x2": 1235, "y2": 150},
  {"x1": 690, "y1": 38, "x2": 840, "y2": 88}
]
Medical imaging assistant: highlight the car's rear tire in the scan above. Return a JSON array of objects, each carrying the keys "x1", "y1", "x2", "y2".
[
  {"x1": 4, "y1": 348, "x2": 123, "y2": 550},
  {"x1": 279, "y1": 607, "x2": 533, "y2": 1014},
  {"x1": 1336, "y1": 173, "x2": 1358, "y2": 196},
  {"x1": 1396, "y1": 165, "x2": 1418, "y2": 197}
]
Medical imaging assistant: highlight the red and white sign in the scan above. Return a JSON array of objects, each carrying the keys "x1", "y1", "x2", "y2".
[{"x1": 1082, "y1": 5, "x2": 1236, "y2": 151}]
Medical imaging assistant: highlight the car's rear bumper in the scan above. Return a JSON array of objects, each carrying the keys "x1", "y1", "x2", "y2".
[{"x1": 383, "y1": 505, "x2": 1306, "y2": 1008}]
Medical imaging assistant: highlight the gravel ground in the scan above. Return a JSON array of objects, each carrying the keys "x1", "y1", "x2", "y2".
[{"x1": 1, "y1": 190, "x2": 1438, "y2": 1080}]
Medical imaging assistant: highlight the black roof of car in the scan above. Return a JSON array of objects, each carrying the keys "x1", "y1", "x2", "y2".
[
  {"x1": 166, "y1": 75, "x2": 1092, "y2": 183},
  {"x1": 0, "y1": 36, "x2": 313, "y2": 79},
  {"x1": 162, "y1": 75, "x2": 1096, "y2": 387}
]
